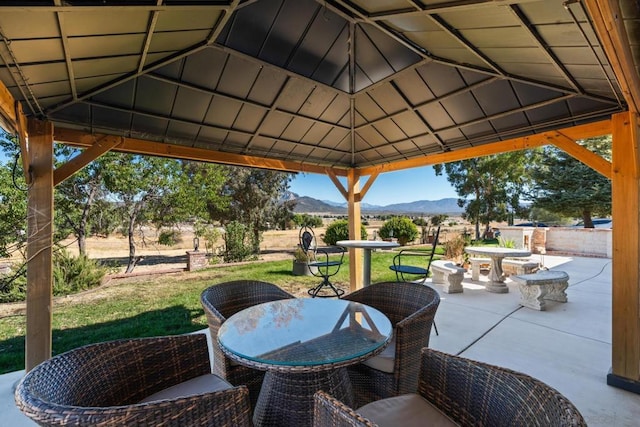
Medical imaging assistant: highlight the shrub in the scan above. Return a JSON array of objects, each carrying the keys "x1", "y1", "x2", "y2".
[
  {"x1": 53, "y1": 249, "x2": 108, "y2": 296},
  {"x1": 445, "y1": 234, "x2": 468, "y2": 265},
  {"x1": 157, "y1": 229, "x2": 181, "y2": 246},
  {"x1": 323, "y1": 220, "x2": 367, "y2": 245},
  {"x1": 223, "y1": 221, "x2": 254, "y2": 263},
  {"x1": 0, "y1": 250, "x2": 108, "y2": 303},
  {"x1": 378, "y1": 217, "x2": 418, "y2": 246}
]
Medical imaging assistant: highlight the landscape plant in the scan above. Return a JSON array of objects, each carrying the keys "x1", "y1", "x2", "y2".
[
  {"x1": 379, "y1": 217, "x2": 419, "y2": 246},
  {"x1": 323, "y1": 219, "x2": 367, "y2": 245}
]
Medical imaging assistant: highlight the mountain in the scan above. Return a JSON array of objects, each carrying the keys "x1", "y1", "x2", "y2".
[{"x1": 291, "y1": 195, "x2": 463, "y2": 215}]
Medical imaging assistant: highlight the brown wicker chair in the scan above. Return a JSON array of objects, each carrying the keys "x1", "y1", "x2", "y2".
[
  {"x1": 342, "y1": 281, "x2": 440, "y2": 406},
  {"x1": 14, "y1": 334, "x2": 252, "y2": 426},
  {"x1": 313, "y1": 348, "x2": 587, "y2": 427},
  {"x1": 200, "y1": 280, "x2": 294, "y2": 405}
]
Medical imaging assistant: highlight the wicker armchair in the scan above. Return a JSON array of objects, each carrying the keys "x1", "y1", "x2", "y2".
[
  {"x1": 14, "y1": 334, "x2": 252, "y2": 427},
  {"x1": 342, "y1": 281, "x2": 440, "y2": 406},
  {"x1": 313, "y1": 348, "x2": 587, "y2": 427},
  {"x1": 200, "y1": 280, "x2": 294, "y2": 405}
]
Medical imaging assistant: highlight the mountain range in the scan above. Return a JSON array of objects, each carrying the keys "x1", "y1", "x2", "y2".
[{"x1": 291, "y1": 194, "x2": 464, "y2": 215}]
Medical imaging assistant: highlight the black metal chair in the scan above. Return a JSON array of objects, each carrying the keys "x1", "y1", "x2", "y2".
[
  {"x1": 299, "y1": 226, "x2": 346, "y2": 298},
  {"x1": 389, "y1": 226, "x2": 441, "y2": 285}
]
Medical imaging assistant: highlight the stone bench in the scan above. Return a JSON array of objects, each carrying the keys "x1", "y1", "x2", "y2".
[
  {"x1": 469, "y1": 257, "x2": 491, "y2": 281},
  {"x1": 431, "y1": 260, "x2": 466, "y2": 293},
  {"x1": 502, "y1": 258, "x2": 539, "y2": 276},
  {"x1": 511, "y1": 270, "x2": 569, "y2": 311}
]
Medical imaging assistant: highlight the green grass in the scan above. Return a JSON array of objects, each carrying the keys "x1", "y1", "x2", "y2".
[{"x1": 0, "y1": 248, "x2": 443, "y2": 374}]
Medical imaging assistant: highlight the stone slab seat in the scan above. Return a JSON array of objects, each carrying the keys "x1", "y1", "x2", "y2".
[
  {"x1": 502, "y1": 258, "x2": 539, "y2": 276},
  {"x1": 469, "y1": 257, "x2": 491, "y2": 281},
  {"x1": 511, "y1": 270, "x2": 569, "y2": 311},
  {"x1": 431, "y1": 260, "x2": 465, "y2": 294}
]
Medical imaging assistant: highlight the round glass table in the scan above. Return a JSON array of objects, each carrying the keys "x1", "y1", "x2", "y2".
[{"x1": 218, "y1": 298, "x2": 392, "y2": 427}]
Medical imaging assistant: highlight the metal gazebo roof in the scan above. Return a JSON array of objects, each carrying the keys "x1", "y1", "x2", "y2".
[{"x1": 0, "y1": 0, "x2": 627, "y2": 170}]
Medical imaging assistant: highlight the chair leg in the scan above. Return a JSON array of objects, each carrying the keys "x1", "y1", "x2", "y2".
[
  {"x1": 433, "y1": 321, "x2": 439, "y2": 336},
  {"x1": 308, "y1": 278, "x2": 345, "y2": 298}
]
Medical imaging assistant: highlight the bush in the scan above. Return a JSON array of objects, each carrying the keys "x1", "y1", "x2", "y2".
[
  {"x1": 223, "y1": 221, "x2": 254, "y2": 263},
  {"x1": 323, "y1": 220, "x2": 367, "y2": 245},
  {"x1": 0, "y1": 250, "x2": 108, "y2": 303},
  {"x1": 157, "y1": 229, "x2": 181, "y2": 246},
  {"x1": 378, "y1": 217, "x2": 418, "y2": 246},
  {"x1": 53, "y1": 249, "x2": 108, "y2": 296}
]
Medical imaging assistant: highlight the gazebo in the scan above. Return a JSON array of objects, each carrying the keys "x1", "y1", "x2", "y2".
[{"x1": 0, "y1": 0, "x2": 637, "y2": 394}]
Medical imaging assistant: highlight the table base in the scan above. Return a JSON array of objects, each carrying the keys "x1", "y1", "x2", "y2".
[
  {"x1": 253, "y1": 368, "x2": 353, "y2": 427},
  {"x1": 485, "y1": 281, "x2": 509, "y2": 293}
]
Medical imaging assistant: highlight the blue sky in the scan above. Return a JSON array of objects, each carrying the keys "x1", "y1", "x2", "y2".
[{"x1": 289, "y1": 165, "x2": 458, "y2": 206}]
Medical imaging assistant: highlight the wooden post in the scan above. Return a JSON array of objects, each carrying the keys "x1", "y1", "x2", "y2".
[
  {"x1": 608, "y1": 111, "x2": 640, "y2": 393},
  {"x1": 25, "y1": 118, "x2": 54, "y2": 372},
  {"x1": 347, "y1": 169, "x2": 362, "y2": 291}
]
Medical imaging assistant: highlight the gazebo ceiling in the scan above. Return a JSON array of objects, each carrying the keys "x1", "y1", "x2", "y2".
[{"x1": 0, "y1": 0, "x2": 628, "y2": 169}]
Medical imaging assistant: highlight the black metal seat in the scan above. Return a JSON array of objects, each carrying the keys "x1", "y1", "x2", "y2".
[
  {"x1": 299, "y1": 226, "x2": 346, "y2": 298},
  {"x1": 389, "y1": 226, "x2": 441, "y2": 285}
]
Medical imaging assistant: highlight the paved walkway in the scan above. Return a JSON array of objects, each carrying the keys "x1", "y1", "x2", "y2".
[{"x1": 2, "y1": 254, "x2": 639, "y2": 426}]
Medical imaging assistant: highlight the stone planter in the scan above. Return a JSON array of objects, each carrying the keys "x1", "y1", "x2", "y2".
[{"x1": 292, "y1": 260, "x2": 317, "y2": 276}]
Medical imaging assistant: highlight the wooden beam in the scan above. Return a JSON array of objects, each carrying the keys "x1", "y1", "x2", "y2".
[
  {"x1": 0, "y1": 79, "x2": 17, "y2": 134},
  {"x1": 609, "y1": 111, "x2": 640, "y2": 390},
  {"x1": 53, "y1": 127, "x2": 348, "y2": 176},
  {"x1": 584, "y1": 0, "x2": 640, "y2": 113},
  {"x1": 25, "y1": 118, "x2": 54, "y2": 372},
  {"x1": 547, "y1": 132, "x2": 612, "y2": 179},
  {"x1": 54, "y1": 135, "x2": 122, "y2": 186},
  {"x1": 357, "y1": 120, "x2": 612, "y2": 176},
  {"x1": 15, "y1": 101, "x2": 31, "y2": 184},
  {"x1": 347, "y1": 170, "x2": 363, "y2": 292},
  {"x1": 326, "y1": 168, "x2": 349, "y2": 201},
  {"x1": 358, "y1": 171, "x2": 379, "y2": 201}
]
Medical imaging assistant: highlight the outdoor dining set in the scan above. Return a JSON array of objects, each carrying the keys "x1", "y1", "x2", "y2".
[{"x1": 14, "y1": 275, "x2": 586, "y2": 426}]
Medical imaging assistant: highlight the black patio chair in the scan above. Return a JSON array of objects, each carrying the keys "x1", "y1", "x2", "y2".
[
  {"x1": 299, "y1": 226, "x2": 346, "y2": 298},
  {"x1": 389, "y1": 226, "x2": 441, "y2": 285}
]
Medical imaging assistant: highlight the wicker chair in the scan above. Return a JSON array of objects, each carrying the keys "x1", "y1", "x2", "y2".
[
  {"x1": 342, "y1": 281, "x2": 440, "y2": 406},
  {"x1": 14, "y1": 334, "x2": 252, "y2": 427},
  {"x1": 200, "y1": 280, "x2": 294, "y2": 405},
  {"x1": 313, "y1": 348, "x2": 587, "y2": 427}
]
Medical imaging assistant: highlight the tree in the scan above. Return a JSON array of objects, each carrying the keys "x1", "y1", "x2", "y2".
[
  {"x1": 379, "y1": 217, "x2": 419, "y2": 246},
  {"x1": 207, "y1": 166, "x2": 294, "y2": 255},
  {"x1": 529, "y1": 136, "x2": 611, "y2": 227},
  {"x1": 0, "y1": 132, "x2": 28, "y2": 258},
  {"x1": 103, "y1": 154, "x2": 181, "y2": 273},
  {"x1": 54, "y1": 147, "x2": 117, "y2": 256},
  {"x1": 434, "y1": 152, "x2": 534, "y2": 239}
]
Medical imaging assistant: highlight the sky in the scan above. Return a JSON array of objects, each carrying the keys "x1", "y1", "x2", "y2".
[{"x1": 288, "y1": 165, "x2": 458, "y2": 206}]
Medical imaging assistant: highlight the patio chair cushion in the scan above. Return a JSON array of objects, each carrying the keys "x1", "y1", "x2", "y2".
[
  {"x1": 357, "y1": 393, "x2": 458, "y2": 427},
  {"x1": 139, "y1": 374, "x2": 232, "y2": 403},
  {"x1": 362, "y1": 336, "x2": 395, "y2": 373}
]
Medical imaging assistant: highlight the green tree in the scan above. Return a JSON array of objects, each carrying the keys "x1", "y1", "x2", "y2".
[
  {"x1": 434, "y1": 152, "x2": 534, "y2": 239},
  {"x1": 529, "y1": 136, "x2": 612, "y2": 227},
  {"x1": 103, "y1": 154, "x2": 181, "y2": 273},
  {"x1": 207, "y1": 167, "x2": 294, "y2": 254}
]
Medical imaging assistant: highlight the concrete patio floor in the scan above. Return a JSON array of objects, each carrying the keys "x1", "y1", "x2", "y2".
[{"x1": 2, "y1": 254, "x2": 639, "y2": 425}]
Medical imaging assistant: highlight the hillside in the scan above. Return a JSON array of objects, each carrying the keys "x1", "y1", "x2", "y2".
[{"x1": 292, "y1": 195, "x2": 463, "y2": 215}]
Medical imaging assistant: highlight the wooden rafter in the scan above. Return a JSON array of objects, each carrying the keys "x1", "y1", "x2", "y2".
[
  {"x1": 356, "y1": 120, "x2": 612, "y2": 176},
  {"x1": 584, "y1": 0, "x2": 640, "y2": 113},
  {"x1": 54, "y1": 135, "x2": 123, "y2": 186},
  {"x1": 53, "y1": 127, "x2": 348, "y2": 177},
  {"x1": 546, "y1": 132, "x2": 612, "y2": 179}
]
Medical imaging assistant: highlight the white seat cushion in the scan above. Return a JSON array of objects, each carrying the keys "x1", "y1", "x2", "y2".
[
  {"x1": 362, "y1": 336, "x2": 395, "y2": 373},
  {"x1": 139, "y1": 374, "x2": 232, "y2": 403},
  {"x1": 357, "y1": 393, "x2": 459, "y2": 427}
]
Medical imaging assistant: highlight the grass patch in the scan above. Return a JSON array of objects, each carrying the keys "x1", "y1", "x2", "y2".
[{"x1": 0, "y1": 248, "x2": 443, "y2": 374}]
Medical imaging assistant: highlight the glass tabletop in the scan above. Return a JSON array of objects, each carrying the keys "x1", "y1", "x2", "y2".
[{"x1": 218, "y1": 298, "x2": 392, "y2": 368}]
